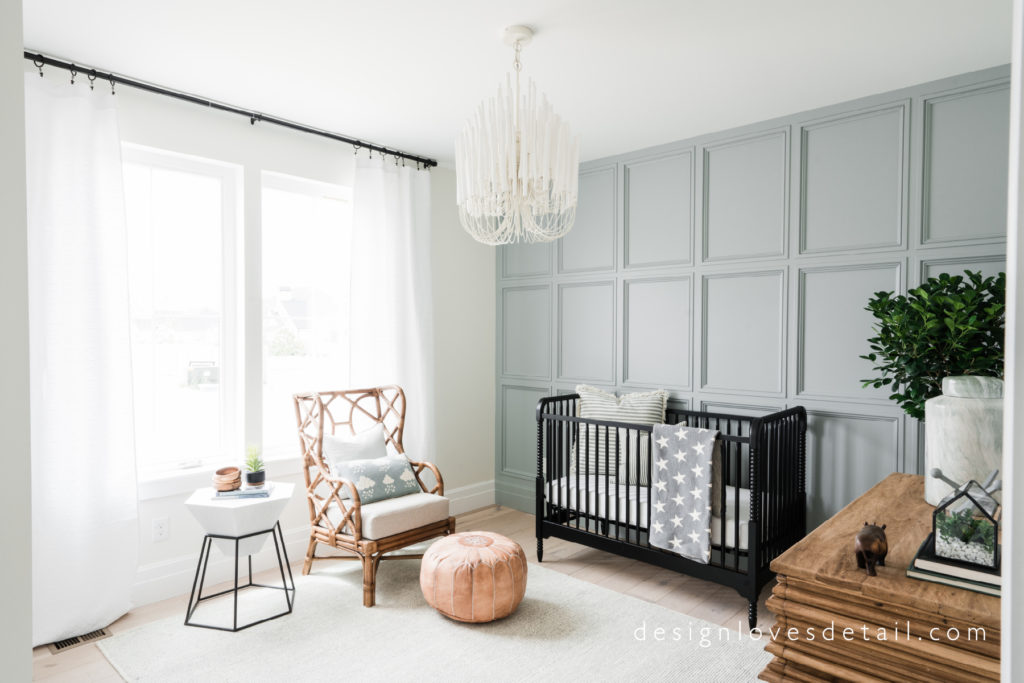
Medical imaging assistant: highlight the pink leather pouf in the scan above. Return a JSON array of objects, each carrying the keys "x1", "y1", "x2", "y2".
[{"x1": 420, "y1": 531, "x2": 528, "y2": 623}]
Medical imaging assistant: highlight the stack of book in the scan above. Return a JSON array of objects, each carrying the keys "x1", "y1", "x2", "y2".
[
  {"x1": 907, "y1": 532, "x2": 1000, "y2": 596},
  {"x1": 212, "y1": 482, "x2": 274, "y2": 500}
]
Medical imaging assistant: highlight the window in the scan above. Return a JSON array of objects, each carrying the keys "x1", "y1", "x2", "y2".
[
  {"x1": 261, "y1": 173, "x2": 352, "y2": 457},
  {"x1": 123, "y1": 146, "x2": 242, "y2": 476}
]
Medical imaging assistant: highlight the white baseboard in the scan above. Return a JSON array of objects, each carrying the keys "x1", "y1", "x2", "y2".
[
  {"x1": 446, "y1": 479, "x2": 495, "y2": 515},
  {"x1": 130, "y1": 479, "x2": 495, "y2": 608}
]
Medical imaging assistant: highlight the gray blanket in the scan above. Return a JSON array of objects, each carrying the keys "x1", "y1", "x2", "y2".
[{"x1": 648, "y1": 423, "x2": 718, "y2": 564}]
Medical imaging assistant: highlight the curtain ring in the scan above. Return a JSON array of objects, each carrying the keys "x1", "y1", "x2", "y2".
[
  {"x1": 110, "y1": 77, "x2": 116, "y2": 95},
  {"x1": 33, "y1": 58, "x2": 44, "y2": 77},
  {"x1": 87, "y1": 71, "x2": 97, "y2": 91},
  {"x1": 69, "y1": 68, "x2": 77, "y2": 86},
  {"x1": 353, "y1": 143, "x2": 361, "y2": 157}
]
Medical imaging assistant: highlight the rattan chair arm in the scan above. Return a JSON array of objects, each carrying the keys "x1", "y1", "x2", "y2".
[
  {"x1": 314, "y1": 463, "x2": 364, "y2": 540},
  {"x1": 407, "y1": 460, "x2": 445, "y2": 496}
]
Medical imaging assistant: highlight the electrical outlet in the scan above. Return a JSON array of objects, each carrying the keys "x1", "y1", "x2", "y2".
[{"x1": 152, "y1": 517, "x2": 169, "y2": 542}]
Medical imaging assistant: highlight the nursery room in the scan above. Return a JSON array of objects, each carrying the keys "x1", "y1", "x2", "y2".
[{"x1": 3, "y1": 0, "x2": 1024, "y2": 681}]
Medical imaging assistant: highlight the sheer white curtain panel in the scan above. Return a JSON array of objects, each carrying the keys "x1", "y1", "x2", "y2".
[
  {"x1": 25, "y1": 75, "x2": 138, "y2": 645},
  {"x1": 350, "y1": 157, "x2": 435, "y2": 462}
]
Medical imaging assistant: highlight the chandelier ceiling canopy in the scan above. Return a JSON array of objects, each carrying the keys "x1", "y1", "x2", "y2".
[{"x1": 455, "y1": 25, "x2": 580, "y2": 246}]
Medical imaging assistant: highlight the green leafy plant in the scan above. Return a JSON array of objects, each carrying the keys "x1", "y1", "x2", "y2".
[
  {"x1": 861, "y1": 270, "x2": 1005, "y2": 419},
  {"x1": 937, "y1": 509, "x2": 995, "y2": 551},
  {"x1": 245, "y1": 445, "x2": 264, "y2": 473}
]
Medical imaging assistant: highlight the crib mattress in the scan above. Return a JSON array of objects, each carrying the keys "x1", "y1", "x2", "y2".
[{"x1": 548, "y1": 475, "x2": 750, "y2": 551}]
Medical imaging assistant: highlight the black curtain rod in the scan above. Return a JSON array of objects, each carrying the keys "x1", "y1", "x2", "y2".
[{"x1": 23, "y1": 50, "x2": 438, "y2": 168}]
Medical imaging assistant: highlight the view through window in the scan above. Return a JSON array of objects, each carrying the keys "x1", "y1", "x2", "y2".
[
  {"x1": 123, "y1": 147, "x2": 240, "y2": 475},
  {"x1": 261, "y1": 173, "x2": 352, "y2": 457}
]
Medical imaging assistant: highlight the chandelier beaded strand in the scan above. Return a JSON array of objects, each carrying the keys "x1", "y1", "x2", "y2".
[{"x1": 455, "y1": 25, "x2": 580, "y2": 245}]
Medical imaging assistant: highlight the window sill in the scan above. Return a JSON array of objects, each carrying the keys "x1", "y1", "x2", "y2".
[{"x1": 137, "y1": 455, "x2": 304, "y2": 501}]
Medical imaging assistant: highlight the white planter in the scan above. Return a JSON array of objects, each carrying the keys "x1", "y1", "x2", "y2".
[{"x1": 924, "y1": 376, "x2": 1003, "y2": 506}]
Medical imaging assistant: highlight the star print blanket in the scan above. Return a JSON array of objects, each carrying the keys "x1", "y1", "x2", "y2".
[{"x1": 648, "y1": 423, "x2": 718, "y2": 564}]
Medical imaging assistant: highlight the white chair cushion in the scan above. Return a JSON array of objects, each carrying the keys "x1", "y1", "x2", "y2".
[{"x1": 357, "y1": 493, "x2": 451, "y2": 540}]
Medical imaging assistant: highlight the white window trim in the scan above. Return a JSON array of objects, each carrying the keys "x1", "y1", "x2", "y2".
[{"x1": 123, "y1": 143, "x2": 245, "y2": 481}]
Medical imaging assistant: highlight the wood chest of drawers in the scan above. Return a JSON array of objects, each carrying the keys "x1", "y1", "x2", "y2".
[{"x1": 761, "y1": 473, "x2": 1000, "y2": 682}]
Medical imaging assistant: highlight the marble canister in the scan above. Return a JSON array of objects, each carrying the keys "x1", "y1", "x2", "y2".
[{"x1": 924, "y1": 376, "x2": 1004, "y2": 506}]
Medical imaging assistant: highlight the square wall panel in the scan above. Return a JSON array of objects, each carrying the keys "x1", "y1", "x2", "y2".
[
  {"x1": 702, "y1": 271, "x2": 784, "y2": 394},
  {"x1": 501, "y1": 385, "x2": 550, "y2": 479},
  {"x1": 921, "y1": 255, "x2": 1006, "y2": 282},
  {"x1": 560, "y1": 166, "x2": 616, "y2": 273},
  {"x1": 703, "y1": 131, "x2": 787, "y2": 261},
  {"x1": 559, "y1": 281, "x2": 615, "y2": 383},
  {"x1": 800, "y1": 105, "x2": 906, "y2": 253},
  {"x1": 805, "y1": 410, "x2": 899, "y2": 528},
  {"x1": 625, "y1": 151, "x2": 693, "y2": 268},
  {"x1": 502, "y1": 285, "x2": 550, "y2": 379},
  {"x1": 501, "y1": 242, "x2": 551, "y2": 279},
  {"x1": 624, "y1": 277, "x2": 691, "y2": 389},
  {"x1": 798, "y1": 263, "x2": 901, "y2": 400},
  {"x1": 922, "y1": 84, "x2": 1010, "y2": 244}
]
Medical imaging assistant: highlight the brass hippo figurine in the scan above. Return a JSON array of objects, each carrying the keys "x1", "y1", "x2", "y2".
[{"x1": 855, "y1": 522, "x2": 888, "y2": 576}]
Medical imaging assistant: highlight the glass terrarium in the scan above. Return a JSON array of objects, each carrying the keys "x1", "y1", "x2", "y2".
[{"x1": 932, "y1": 480, "x2": 999, "y2": 569}]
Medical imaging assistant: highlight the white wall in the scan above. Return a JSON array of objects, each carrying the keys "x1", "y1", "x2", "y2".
[
  {"x1": 0, "y1": 0, "x2": 32, "y2": 676},
  {"x1": 430, "y1": 166, "x2": 496, "y2": 506},
  {"x1": 104, "y1": 87, "x2": 496, "y2": 605}
]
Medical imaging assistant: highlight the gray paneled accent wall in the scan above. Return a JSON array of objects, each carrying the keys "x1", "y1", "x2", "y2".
[{"x1": 495, "y1": 66, "x2": 1009, "y2": 523}]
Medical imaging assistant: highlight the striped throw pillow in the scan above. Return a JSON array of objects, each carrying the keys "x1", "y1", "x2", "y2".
[{"x1": 574, "y1": 385, "x2": 667, "y2": 485}]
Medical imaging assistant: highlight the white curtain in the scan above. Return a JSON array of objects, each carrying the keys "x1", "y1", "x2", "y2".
[
  {"x1": 350, "y1": 157, "x2": 435, "y2": 462},
  {"x1": 25, "y1": 75, "x2": 138, "y2": 645}
]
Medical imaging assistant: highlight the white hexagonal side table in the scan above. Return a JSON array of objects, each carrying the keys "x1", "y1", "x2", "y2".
[{"x1": 184, "y1": 482, "x2": 296, "y2": 631}]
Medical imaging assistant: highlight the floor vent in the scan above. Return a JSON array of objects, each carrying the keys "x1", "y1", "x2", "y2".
[{"x1": 47, "y1": 628, "x2": 111, "y2": 654}]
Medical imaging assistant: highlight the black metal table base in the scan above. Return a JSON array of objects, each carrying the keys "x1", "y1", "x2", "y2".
[{"x1": 185, "y1": 521, "x2": 295, "y2": 632}]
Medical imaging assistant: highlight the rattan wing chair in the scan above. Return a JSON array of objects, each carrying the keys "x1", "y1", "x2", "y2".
[{"x1": 294, "y1": 386, "x2": 455, "y2": 606}]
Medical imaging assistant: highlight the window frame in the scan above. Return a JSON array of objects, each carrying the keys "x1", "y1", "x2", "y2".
[
  {"x1": 259, "y1": 170, "x2": 353, "y2": 460},
  {"x1": 122, "y1": 143, "x2": 245, "y2": 481}
]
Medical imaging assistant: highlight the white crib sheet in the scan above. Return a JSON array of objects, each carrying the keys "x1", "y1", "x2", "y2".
[{"x1": 549, "y1": 476, "x2": 750, "y2": 551}]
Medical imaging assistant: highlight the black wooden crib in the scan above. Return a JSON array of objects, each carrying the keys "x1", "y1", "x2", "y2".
[{"x1": 535, "y1": 394, "x2": 807, "y2": 627}]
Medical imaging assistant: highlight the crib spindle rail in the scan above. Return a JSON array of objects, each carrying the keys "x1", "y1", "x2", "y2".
[{"x1": 536, "y1": 394, "x2": 806, "y2": 628}]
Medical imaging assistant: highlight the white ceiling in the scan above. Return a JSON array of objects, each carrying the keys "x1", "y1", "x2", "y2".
[{"x1": 23, "y1": 0, "x2": 1012, "y2": 165}]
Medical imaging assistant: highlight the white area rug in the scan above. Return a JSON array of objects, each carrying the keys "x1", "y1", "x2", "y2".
[{"x1": 100, "y1": 557, "x2": 771, "y2": 682}]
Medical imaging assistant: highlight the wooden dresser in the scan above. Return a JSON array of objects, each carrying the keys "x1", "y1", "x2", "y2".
[{"x1": 760, "y1": 473, "x2": 1000, "y2": 682}]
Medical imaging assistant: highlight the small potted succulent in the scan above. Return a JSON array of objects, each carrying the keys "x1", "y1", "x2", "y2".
[{"x1": 244, "y1": 445, "x2": 266, "y2": 488}]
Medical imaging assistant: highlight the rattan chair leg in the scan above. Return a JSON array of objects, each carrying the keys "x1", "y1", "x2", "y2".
[
  {"x1": 303, "y1": 537, "x2": 317, "y2": 575},
  {"x1": 362, "y1": 554, "x2": 376, "y2": 607}
]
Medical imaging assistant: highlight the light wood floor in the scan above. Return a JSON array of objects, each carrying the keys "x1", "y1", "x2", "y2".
[{"x1": 32, "y1": 505, "x2": 774, "y2": 681}]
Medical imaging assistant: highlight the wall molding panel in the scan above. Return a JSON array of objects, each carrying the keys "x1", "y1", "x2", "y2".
[
  {"x1": 700, "y1": 269, "x2": 787, "y2": 397},
  {"x1": 622, "y1": 275, "x2": 693, "y2": 391},
  {"x1": 797, "y1": 101, "x2": 910, "y2": 256},
  {"x1": 701, "y1": 128, "x2": 789, "y2": 263},
  {"x1": 495, "y1": 64, "x2": 1009, "y2": 522},
  {"x1": 794, "y1": 260, "x2": 904, "y2": 403},
  {"x1": 920, "y1": 80, "x2": 1011, "y2": 247},
  {"x1": 559, "y1": 164, "x2": 617, "y2": 274},
  {"x1": 623, "y1": 148, "x2": 695, "y2": 269}
]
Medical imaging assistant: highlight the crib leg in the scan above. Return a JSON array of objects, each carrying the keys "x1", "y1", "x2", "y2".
[
  {"x1": 537, "y1": 537, "x2": 544, "y2": 562},
  {"x1": 748, "y1": 601, "x2": 758, "y2": 630}
]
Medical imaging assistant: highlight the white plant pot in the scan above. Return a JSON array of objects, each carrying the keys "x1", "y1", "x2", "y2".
[{"x1": 924, "y1": 376, "x2": 1003, "y2": 506}]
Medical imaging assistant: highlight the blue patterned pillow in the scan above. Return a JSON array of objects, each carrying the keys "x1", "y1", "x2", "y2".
[{"x1": 333, "y1": 456, "x2": 421, "y2": 504}]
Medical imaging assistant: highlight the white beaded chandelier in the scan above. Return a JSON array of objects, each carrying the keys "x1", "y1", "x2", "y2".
[{"x1": 455, "y1": 25, "x2": 580, "y2": 246}]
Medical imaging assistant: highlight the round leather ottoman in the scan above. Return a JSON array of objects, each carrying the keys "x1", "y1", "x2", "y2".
[{"x1": 420, "y1": 531, "x2": 527, "y2": 623}]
